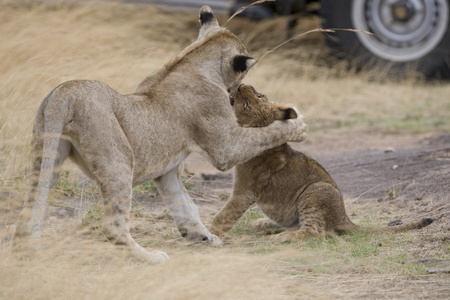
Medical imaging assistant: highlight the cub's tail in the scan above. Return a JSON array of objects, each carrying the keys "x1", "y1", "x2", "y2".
[
  {"x1": 335, "y1": 218, "x2": 434, "y2": 235},
  {"x1": 370, "y1": 218, "x2": 434, "y2": 233}
]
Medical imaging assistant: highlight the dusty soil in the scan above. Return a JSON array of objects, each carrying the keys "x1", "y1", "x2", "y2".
[{"x1": 312, "y1": 134, "x2": 450, "y2": 203}]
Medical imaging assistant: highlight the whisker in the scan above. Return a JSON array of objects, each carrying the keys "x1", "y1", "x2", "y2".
[
  {"x1": 258, "y1": 28, "x2": 374, "y2": 62},
  {"x1": 223, "y1": 1, "x2": 374, "y2": 62},
  {"x1": 224, "y1": 0, "x2": 275, "y2": 26}
]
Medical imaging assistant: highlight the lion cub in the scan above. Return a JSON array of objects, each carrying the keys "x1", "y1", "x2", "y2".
[{"x1": 210, "y1": 84, "x2": 433, "y2": 242}]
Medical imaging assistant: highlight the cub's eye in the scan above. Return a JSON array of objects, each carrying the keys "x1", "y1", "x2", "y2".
[{"x1": 256, "y1": 94, "x2": 263, "y2": 99}]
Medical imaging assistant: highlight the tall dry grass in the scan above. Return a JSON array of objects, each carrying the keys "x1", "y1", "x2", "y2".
[
  {"x1": 0, "y1": 0, "x2": 198, "y2": 179},
  {"x1": 1, "y1": 1, "x2": 449, "y2": 299},
  {"x1": 0, "y1": 232, "x2": 327, "y2": 299}
]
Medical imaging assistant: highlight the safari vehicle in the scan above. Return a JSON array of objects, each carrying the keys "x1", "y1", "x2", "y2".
[{"x1": 232, "y1": 0, "x2": 450, "y2": 77}]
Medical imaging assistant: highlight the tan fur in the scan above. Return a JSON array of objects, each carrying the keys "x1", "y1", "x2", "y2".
[
  {"x1": 12, "y1": 7, "x2": 308, "y2": 263},
  {"x1": 210, "y1": 84, "x2": 433, "y2": 242}
]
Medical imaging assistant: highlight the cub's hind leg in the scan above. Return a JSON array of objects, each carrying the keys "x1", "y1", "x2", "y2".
[
  {"x1": 272, "y1": 182, "x2": 340, "y2": 243},
  {"x1": 272, "y1": 209, "x2": 326, "y2": 243}
]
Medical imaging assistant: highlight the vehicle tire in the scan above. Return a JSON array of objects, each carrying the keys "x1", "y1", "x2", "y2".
[{"x1": 320, "y1": 0, "x2": 450, "y2": 78}]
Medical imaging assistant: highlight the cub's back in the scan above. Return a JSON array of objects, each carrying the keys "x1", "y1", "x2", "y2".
[{"x1": 242, "y1": 144, "x2": 338, "y2": 200}]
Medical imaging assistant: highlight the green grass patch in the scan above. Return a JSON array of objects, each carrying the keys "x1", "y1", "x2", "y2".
[
  {"x1": 222, "y1": 212, "x2": 448, "y2": 277},
  {"x1": 154, "y1": 209, "x2": 172, "y2": 220},
  {"x1": 130, "y1": 200, "x2": 146, "y2": 218},
  {"x1": 229, "y1": 209, "x2": 266, "y2": 236},
  {"x1": 132, "y1": 180, "x2": 158, "y2": 196},
  {"x1": 132, "y1": 176, "x2": 191, "y2": 197},
  {"x1": 81, "y1": 198, "x2": 103, "y2": 228},
  {"x1": 52, "y1": 170, "x2": 80, "y2": 197}
]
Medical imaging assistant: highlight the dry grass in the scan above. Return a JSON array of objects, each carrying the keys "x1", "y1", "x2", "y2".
[{"x1": 1, "y1": 1, "x2": 449, "y2": 299}]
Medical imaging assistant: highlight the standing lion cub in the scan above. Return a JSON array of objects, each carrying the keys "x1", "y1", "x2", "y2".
[{"x1": 210, "y1": 84, "x2": 433, "y2": 242}]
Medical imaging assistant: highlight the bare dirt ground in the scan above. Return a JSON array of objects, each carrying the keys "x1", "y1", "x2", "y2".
[{"x1": 1, "y1": 1, "x2": 449, "y2": 299}]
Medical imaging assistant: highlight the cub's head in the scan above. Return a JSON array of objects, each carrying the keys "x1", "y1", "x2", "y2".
[{"x1": 231, "y1": 84, "x2": 298, "y2": 127}]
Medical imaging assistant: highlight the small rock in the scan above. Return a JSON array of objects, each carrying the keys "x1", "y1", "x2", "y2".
[
  {"x1": 384, "y1": 147, "x2": 395, "y2": 153},
  {"x1": 388, "y1": 219, "x2": 403, "y2": 226},
  {"x1": 427, "y1": 267, "x2": 450, "y2": 274},
  {"x1": 419, "y1": 259, "x2": 445, "y2": 265},
  {"x1": 392, "y1": 164, "x2": 399, "y2": 170}
]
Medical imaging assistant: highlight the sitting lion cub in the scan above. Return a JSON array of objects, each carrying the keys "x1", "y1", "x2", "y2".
[{"x1": 210, "y1": 84, "x2": 433, "y2": 242}]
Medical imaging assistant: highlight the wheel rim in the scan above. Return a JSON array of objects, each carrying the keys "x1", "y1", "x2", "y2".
[{"x1": 351, "y1": 0, "x2": 449, "y2": 62}]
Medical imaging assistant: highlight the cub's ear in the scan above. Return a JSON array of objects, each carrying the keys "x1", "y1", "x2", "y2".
[
  {"x1": 198, "y1": 6, "x2": 219, "y2": 39},
  {"x1": 273, "y1": 106, "x2": 298, "y2": 120},
  {"x1": 233, "y1": 56, "x2": 258, "y2": 73}
]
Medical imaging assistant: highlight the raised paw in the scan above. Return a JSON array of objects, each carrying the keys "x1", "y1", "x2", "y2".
[
  {"x1": 298, "y1": 131, "x2": 308, "y2": 143},
  {"x1": 290, "y1": 118, "x2": 308, "y2": 143}
]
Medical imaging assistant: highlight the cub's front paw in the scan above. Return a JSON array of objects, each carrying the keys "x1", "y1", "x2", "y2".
[
  {"x1": 271, "y1": 231, "x2": 296, "y2": 243},
  {"x1": 271, "y1": 231, "x2": 308, "y2": 243},
  {"x1": 253, "y1": 217, "x2": 279, "y2": 229}
]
